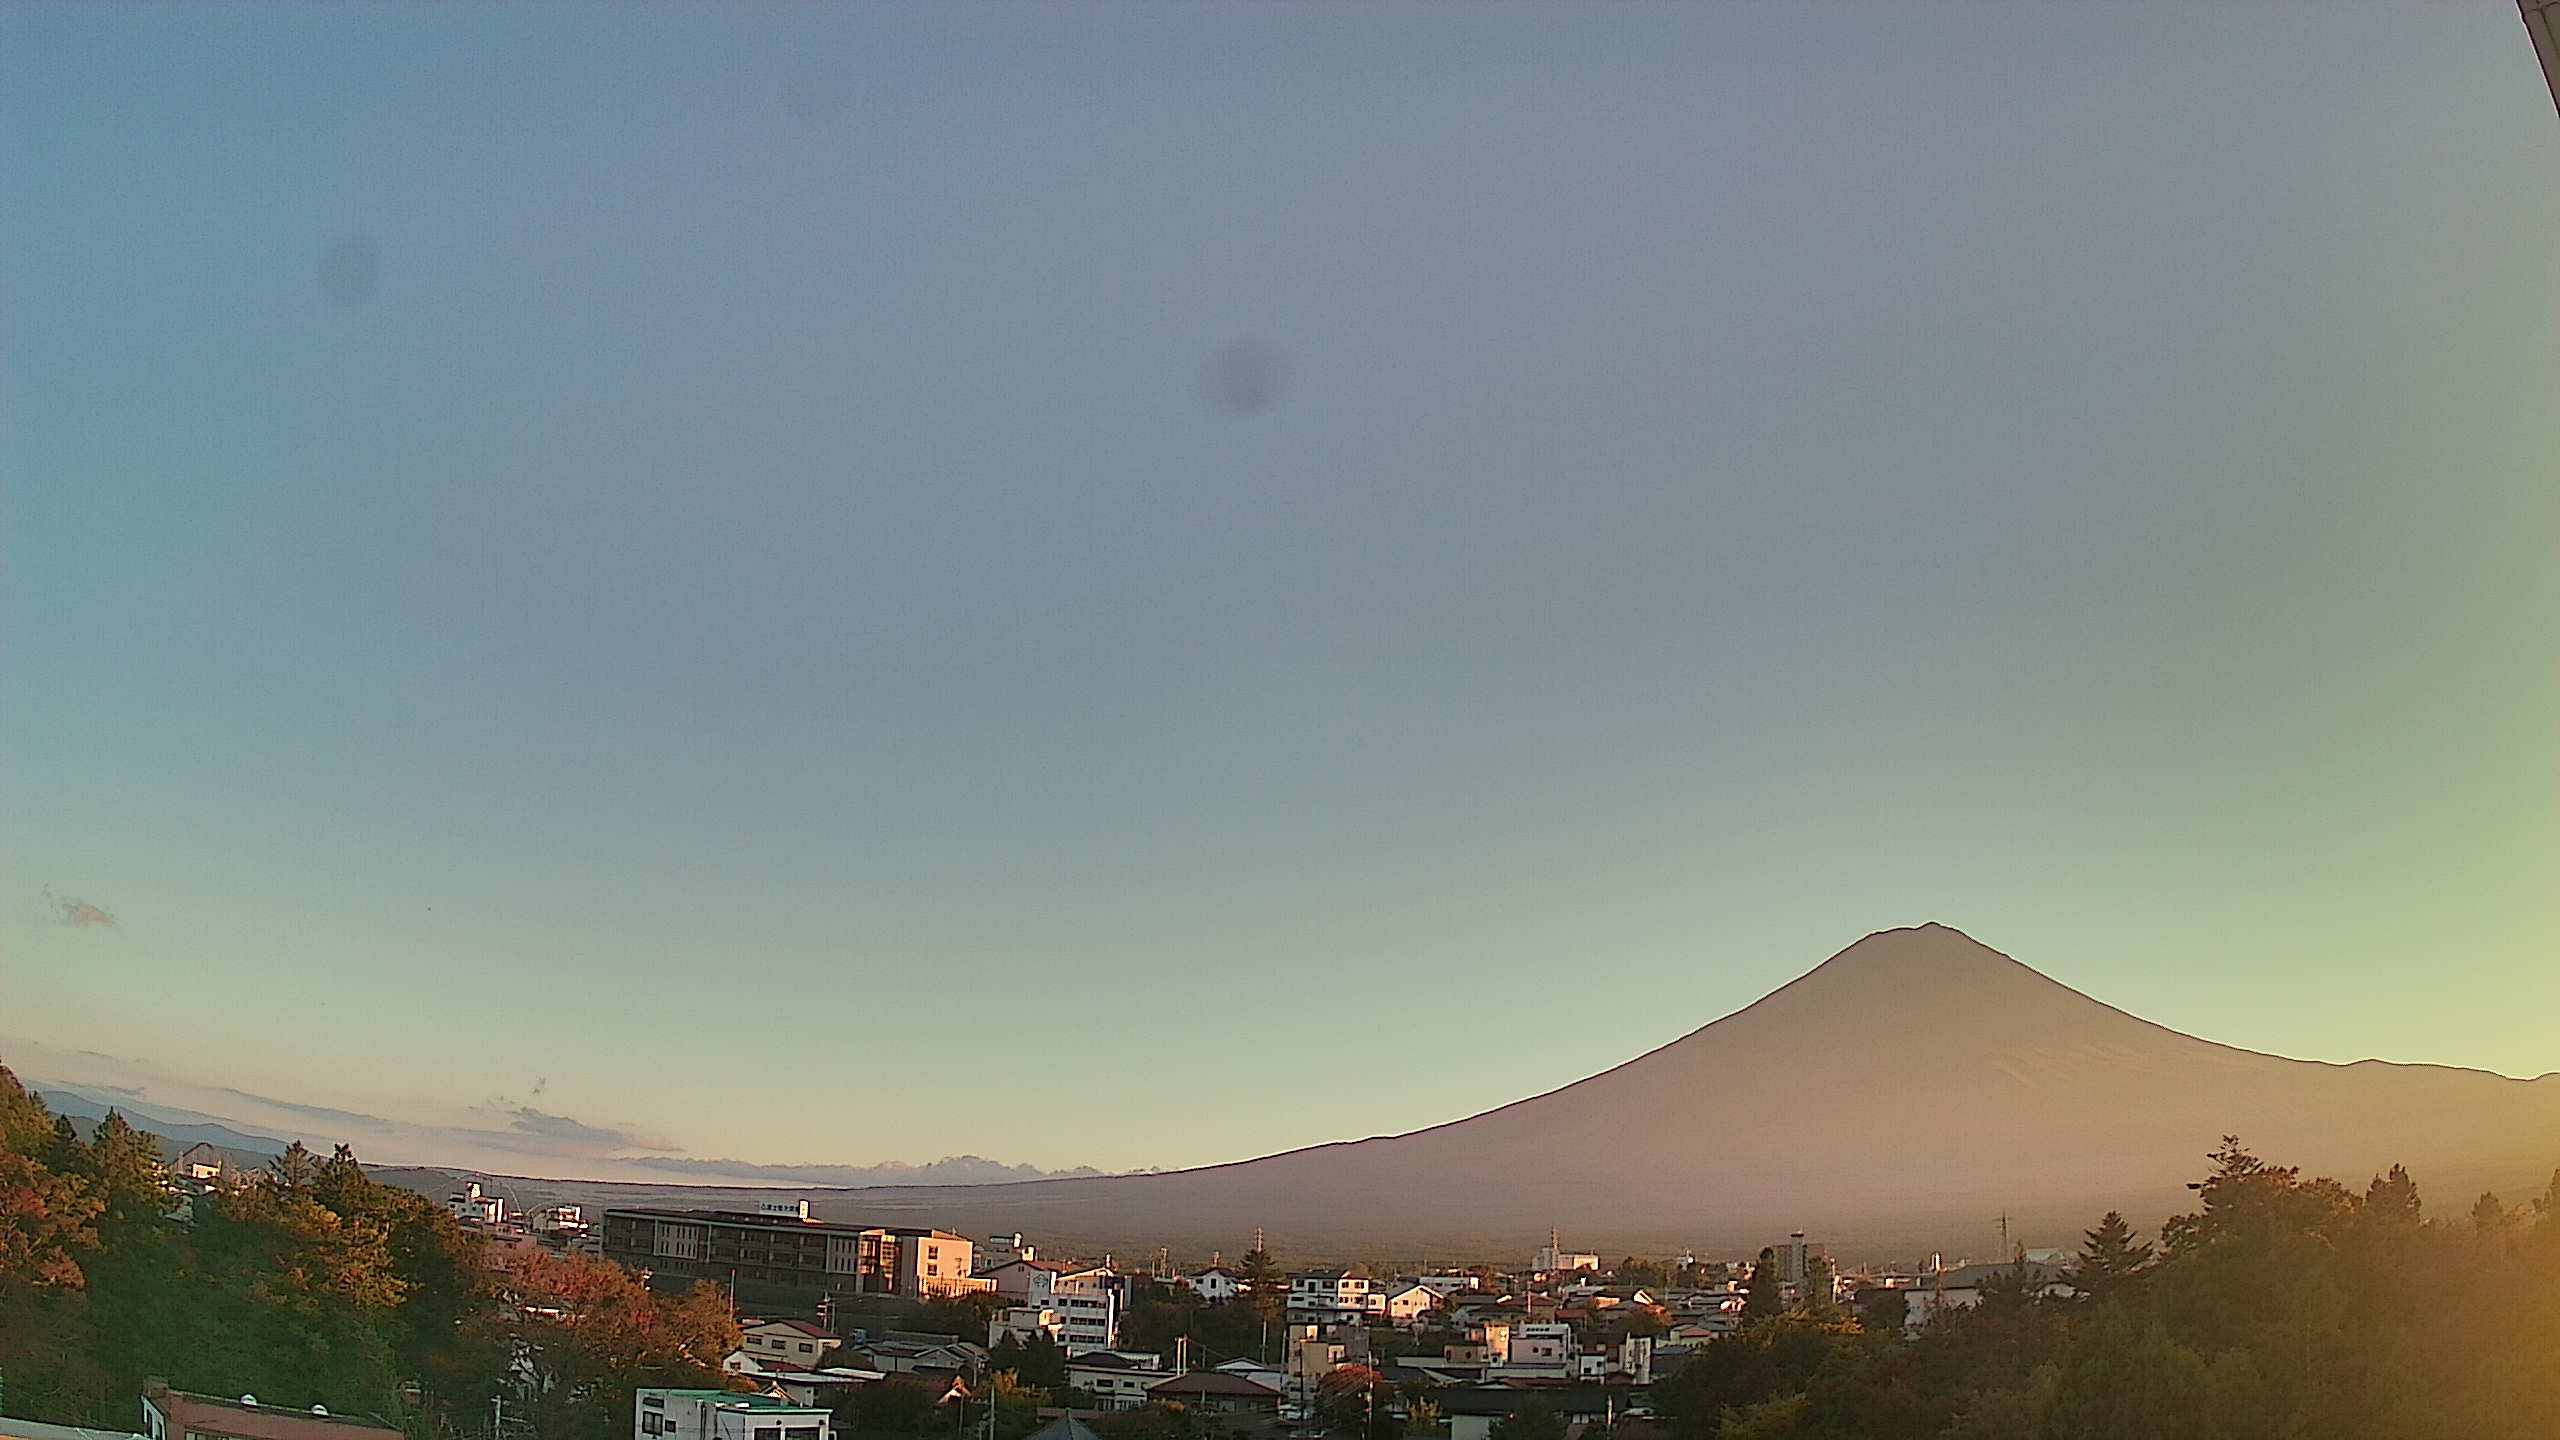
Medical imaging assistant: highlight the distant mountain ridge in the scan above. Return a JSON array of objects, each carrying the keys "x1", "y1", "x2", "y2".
[
  {"x1": 39, "y1": 1088, "x2": 288, "y2": 1172},
  {"x1": 375, "y1": 925, "x2": 2560, "y2": 1261}
]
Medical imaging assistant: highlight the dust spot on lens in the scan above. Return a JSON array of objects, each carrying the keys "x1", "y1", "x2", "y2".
[
  {"x1": 316, "y1": 235, "x2": 380, "y2": 307},
  {"x1": 1203, "y1": 338, "x2": 1287, "y2": 414}
]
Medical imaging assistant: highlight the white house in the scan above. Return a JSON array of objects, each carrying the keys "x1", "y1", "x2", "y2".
[
  {"x1": 634, "y1": 1389, "x2": 830, "y2": 1440},
  {"x1": 1064, "y1": 1352, "x2": 1174, "y2": 1410},
  {"x1": 445, "y1": 1181, "x2": 505, "y2": 1227},
  {"x1": 1489, "y1": 1321, "x2": 1575, "y2": 1377},
  {"x1": 1374, "y1": 1282, "x2": 1440, "y2": 1325},
  {"x1": 1213, "y1": 1356, "x2": 1287, "y2": 1393},
  {"x1": 1180, "y1": 1266, "x2": 1242, "y2": 1304},
  {"x1": 1415, "y1": 1274, "x2": 1482, "y2": 1297},
  {"x1": 741, "y1": 1319, "x2": 842, "y2": 1370},
  {"x1": 990, "y1": 1305, "x2": 1066, "y2": 1349}
]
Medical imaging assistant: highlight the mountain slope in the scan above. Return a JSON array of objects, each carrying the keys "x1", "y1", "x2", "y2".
[{"x1": 402, "y1": 926, "x2": 2560, "y2": 1260}]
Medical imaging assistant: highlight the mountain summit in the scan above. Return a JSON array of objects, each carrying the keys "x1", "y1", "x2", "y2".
[{"x1": 453, "y1": 926, "x2": 2560, "y2": 1259}]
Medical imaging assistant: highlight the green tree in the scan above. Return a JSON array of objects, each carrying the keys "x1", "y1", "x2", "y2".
[
  {"x1": 1742, "y1": 1249, "x2": 1786, "y2": 1320},
  {"x1": 1613, "y1": 1256, "x2": 1669, "y2": 1288},
  {"x1": 1487, "y1": 1399, "x2": 1566, "y2": 1440},
  {"x1": 76, "y1": 1111, "x2": 173, "y2": 1235},
  {"x1": 2069, "y1": 1212, "x2": 2153, "y2": 1297},
  {"x1": 844, "y1": 1377, "x2": 948, "y2": 1437},
  {"x1": 1795, "y1": 1253, "x2": 1839, "y2": 1318},
  {"x1": 2362, "y1": 1165, "x2": 2423, "y2": 1230},
  {"x1": 1715, "y1": 1392, "x2": 1805, "y2": 1439},
  {"x1": 2469, "y1": 1191, "x2": 2516, "y2": 1242},
  {"x1": 1237, "y1": 1243, "x2": 1283, "y2": 1327},
  {"x1": 984, "y1": 1370, "x2": 1050, "y2": 1440}
]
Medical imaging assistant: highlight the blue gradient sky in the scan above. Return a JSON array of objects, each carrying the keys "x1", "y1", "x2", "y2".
[{"x1": 5, "y1": 4, "x2": 2556, "y2": 1178}]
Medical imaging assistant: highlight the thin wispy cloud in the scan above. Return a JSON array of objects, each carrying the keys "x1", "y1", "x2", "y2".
[
  {"x1": 45, "y1": 887, "x2": 116, "y2": 928},
  {"x1": 502, "y1": 1105, "x2": 670, "y2": 1152},
  {"x1": 204, "y1": 1085, "x2": 398, "y2": 1129}
]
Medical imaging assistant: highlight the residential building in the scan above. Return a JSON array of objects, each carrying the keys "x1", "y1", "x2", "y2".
[
  {"x1": 1902, "y1": 1263, "x2": 2073, "y2": 1335},
  {"x1": 1178, "y1": 1266, "x2": 1241, "y2": 1304},
  {"x1": 1374, "y1": 1282, "x2": 1440, "y2": 1324},
  {"x1": 989, "y1": 1305, "x2": 1066, "y2": 1349},
  {"x1": 1211, "y1": 1357, "x2": 1287, "y2": 1393},
  {"x1": 446, "y1": 1182, "x2": 505, "y2": 1228},
  {"x1": 141, "y1": 1384, "x2": 403, "y2": 1440},
  {"x1": 1144, "y1": 1373, "x2": 1283, "y2": 1416},
  {"x1": 766, "y1": 1375, "x2": 884, "y2": 1412},
  {"x1": 1415, "y1": 1273, "x2": 1483, "y2": 1297},
  {"x1": 1064, "y1": 1352, "x2": 1174, "y2": 1410},
  {"x1": 1286, "y1": 1271, "x2": 1374, "y2": 1327},
  {"x1": 176, "y1": 1143, "x2": 227, "y2": 1183},
  {"x1": 857, "y1": 1338, "x2": 986, "y2": 1382},
  {"x1": 633, "y1": 1390, "x2": 830, "y2": 1440},
  {"x1": 1022, "y1": 1419, "x2": 1104, "y2": 1440},
  {"x1": 741, "y1": 1319, "x2": 842, "y2": 1370},
  {"x1": 1436, "y1": 1387, "x2": 1623, "y2": 1440},
  {"x1": 979, "y1": 1233, "x2": 1037, "y2": 1268},
  {"x1": 535, "y1": 1204, "x2": 589, "y2": 1235},
  {"x1": 601, "y1": 1208, "x2": 985, "y2": 1305},
  {"x1": 4, "y1": 1416, "x2": 156, "y2": 1440},
  {"x1": 1491, "y1": 1321, "x2": 1576, "y2": 1377},
  {"x1": 979, "y1": 1260, "x2": 1119, "y2": 1351}
]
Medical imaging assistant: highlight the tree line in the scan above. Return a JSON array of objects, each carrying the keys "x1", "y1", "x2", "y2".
[
  {"x1": 1648, "y1": 1138, "x2": 2560, "y2": 1438},
  {"x1": 0, "y1": 1064, "x2": 737, "y2": 1439}
]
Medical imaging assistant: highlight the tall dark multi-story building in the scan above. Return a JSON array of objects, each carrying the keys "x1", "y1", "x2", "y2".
[{"x1": 600, "y1": 1202, "x2": 983, "y2": 1310}]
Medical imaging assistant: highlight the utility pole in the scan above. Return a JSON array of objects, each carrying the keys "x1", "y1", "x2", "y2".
[{"x1": 2524, "y1": 0, "x2": 2560, "y2": 117}]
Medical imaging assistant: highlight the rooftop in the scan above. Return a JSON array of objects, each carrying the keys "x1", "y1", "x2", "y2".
[
  {"x1": 3, "y1": 1420, "x2": 150, "y2": 1440},
  {"x1": 1146, "y1": 1373, "x2": 1284, "y2": 1399},
  {"x1": 641, "y1": 1392, "x2": 828, "y2": 1413},
  {"x1": 141, "y1": 1392, "x2": 403, "y2": 1439}
]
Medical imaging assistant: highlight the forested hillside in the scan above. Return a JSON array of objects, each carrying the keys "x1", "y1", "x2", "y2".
[
  {"x1": 1651, "y1": 1140, "x2": 2560, "y2": 1438},
  {"x1": 0, "y1": 1064, "x2": 738, "y2": 1437}
]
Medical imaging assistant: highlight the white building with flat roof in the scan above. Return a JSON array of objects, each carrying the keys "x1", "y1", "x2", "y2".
[{"x1": 635, "y1": 1389, "x2": 831, "y2": 1440}]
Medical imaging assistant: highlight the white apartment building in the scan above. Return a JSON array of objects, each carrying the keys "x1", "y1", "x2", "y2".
[
  {"x1": 1286, "y1": 1271, "x2": 1375, "y2": 1326},
  {"x1": 981, "y1": 1260, "x2": 1121, "y2": 1351}
]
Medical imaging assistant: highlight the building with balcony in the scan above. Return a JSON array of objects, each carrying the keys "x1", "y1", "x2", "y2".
[{"x1": 601, "y1": 1207, "x2": 984, "y2": 1308}]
